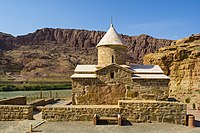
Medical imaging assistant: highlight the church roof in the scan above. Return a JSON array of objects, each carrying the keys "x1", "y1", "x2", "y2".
[
  {"x1": 71, "y1": 64, "x2": 170, "y2": 79},
  {"x1": 71, "y1": 74, "x2": 97, "y2": 78},
  {"x1": 129, "y1": 65, "x2": 164, "y2": 74},
  {"x1": 96, "y1": 24, "x2": 126, "y2": 48},
  {"x1": 132, "y1": 74, "x2": 169, "y2": 79},
  {"x1": 74, "y1": 65, "x2": 97, "y2": 72}
]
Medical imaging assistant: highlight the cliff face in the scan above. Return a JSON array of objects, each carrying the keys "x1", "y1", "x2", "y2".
[
  {"x1": 0, "y1": 28, "x2": 172, "y2": 80},
  {"x1": 0, "y1": 52, "x2": 5, "y2": 75},
  {"x1": 144, "y1": 34, "x2": 200, "y2": 104}
]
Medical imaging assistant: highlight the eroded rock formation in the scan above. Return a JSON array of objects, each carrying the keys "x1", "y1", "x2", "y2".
[{"x1": 144, "y1": 34, "x2": 200, "y2": 104}]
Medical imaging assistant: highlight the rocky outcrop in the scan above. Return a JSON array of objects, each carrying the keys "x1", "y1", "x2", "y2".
[
  {"x1": 0, "y1": 28, "x2": 172, "y2": 80},
  {"x1": 0, "y1": 32, "x2": 14, "y2": 50},
  {"x1": 126, "y1": 34, "x2": 172, "y2": 63},
  {"x1": 143, "y1": 34, "x2": 200, "y2": 104},
  {"x1": 0, "y1": 52, "x2": 5, "y2": 75}
]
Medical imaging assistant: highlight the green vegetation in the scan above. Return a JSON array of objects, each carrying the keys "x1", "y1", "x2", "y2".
[
  {"x1": 196, "y1": 90, "x2": 200, "y2": 94},
  {"x1": 185, "y1": 97, "x2": 191, "y2": 103},
  {"x1": 0, "y1": 84, "x2": 71, "y2": 91},
  {"x1": 28, "y1": 77, "x2": 72, "y2": 82}
]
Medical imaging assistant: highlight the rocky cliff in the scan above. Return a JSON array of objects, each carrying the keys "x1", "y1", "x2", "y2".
[
  {"x1": 144, "y1": 34, "x2": 200, "y2": 105},
  {"x1": 0, "y1": 28, "x2": 172, "y2": 81}
]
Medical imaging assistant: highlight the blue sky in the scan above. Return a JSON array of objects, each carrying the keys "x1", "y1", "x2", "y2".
[{"x1": 0, "y1": 0, "x2": 199, "y2": 40}]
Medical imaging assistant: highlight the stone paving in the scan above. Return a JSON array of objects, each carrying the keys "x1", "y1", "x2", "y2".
[
  {"x1": 1, "y1": 120, "x2": 200, "y2": 133},
  {"x1": 36, "y1": 121, "x2": 200, "y2": 133}
]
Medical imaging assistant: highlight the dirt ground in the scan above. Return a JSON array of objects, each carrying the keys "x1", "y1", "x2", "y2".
[{"x1": 1, "y1": 120, "x2": 200, "y2": 133}]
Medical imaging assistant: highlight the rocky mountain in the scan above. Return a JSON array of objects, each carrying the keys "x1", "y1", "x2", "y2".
[
  {"x1": 0, "y1": 28, "x2": 172, "y2": 81},
  {"x1": 143, "y1": 34, "x2": 200, "y2": 105}
]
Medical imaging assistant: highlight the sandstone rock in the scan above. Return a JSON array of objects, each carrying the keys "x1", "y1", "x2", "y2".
[{"x1": 144, "y1": 34, "x2": 200, "y2": 103}]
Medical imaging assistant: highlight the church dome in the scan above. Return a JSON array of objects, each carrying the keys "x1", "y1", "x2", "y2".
[{"x1": 96, "y1": 24, "x2": 126, "y2": 48}]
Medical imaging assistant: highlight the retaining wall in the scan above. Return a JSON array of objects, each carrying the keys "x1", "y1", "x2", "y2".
[
  {"x1": 28, "y1": 98, "x2": 54, "y2": 110},
  {"x1": 118, "y1": 100, "x2": 187, "y2": 124},
  {"x1": 42, "y1": 105, "x2": 119, "y2": 121},
  {"x1": 0, "y1": 96, "x2": 26, "y2": 105},
  {"x1": 41, "y1": 100, "x2": 187, "y2": 125},
  {"x1": 0, "y1": 105, "x2": 33, "y2": 120}
]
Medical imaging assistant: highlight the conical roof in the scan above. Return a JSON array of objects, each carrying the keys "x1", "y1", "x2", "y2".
[{"x1": 96, "y1": 24, "x2": 126, "y2": 48}]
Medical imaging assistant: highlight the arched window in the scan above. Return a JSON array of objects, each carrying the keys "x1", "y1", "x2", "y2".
[{"x1": 112, "y1": 55, "x2": 114, "y2": 63}]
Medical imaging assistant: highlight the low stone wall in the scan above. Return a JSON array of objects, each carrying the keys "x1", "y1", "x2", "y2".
[
  {"x1": 119, "y1": 100, "x2": 187, "y2": 124},
  {"x1": 45, "y1": 98, "x2": 54, "y2": 105},
  {"x1": 0, "y1": 105, "x2": 33, "y2": 120},
  {"x1": 42, "y1": 105, "x2": 119, "y2": 121},
  {"x1": 41, "y1": 100, "x2": 187, "y2": 125},
  {"x1": 28, "y1": 99, "x2": 46, "y2": 108},
  {"x1": 28, "y1": 98, "x2": 55, "y2": 110},
  {"x1": 0, "y1": 96, "x2": 26, "y2": 105}
]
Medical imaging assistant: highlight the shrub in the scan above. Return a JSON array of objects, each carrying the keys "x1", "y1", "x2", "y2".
[
  {"x1": 185, "y1": 97, "x2": 191, "y2": 103},
  {"x1": 0, "y1": 85, "x2": 17, "y2": 91},
  {"x1": 0, "y1": 84, "x2": 72, "y2": 91}
]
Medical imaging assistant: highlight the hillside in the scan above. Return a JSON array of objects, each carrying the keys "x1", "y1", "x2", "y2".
[
  {"x1": 0, "y1": 28, "x2": 172, "y2": 81},
  {"x1": 144, "y1": 34, "x2": 200, "y2": 105}
]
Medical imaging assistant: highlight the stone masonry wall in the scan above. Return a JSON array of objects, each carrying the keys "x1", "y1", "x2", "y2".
[
  {"x1": 72, "y1": 69, "x2": 169, "y2": 105},
  {"x1": 28, "y1": 98, "x2": 55, "y2": 110},
  {"x1": 126, "y1": 79, "x2": 169, "y2": 100},
  {"x1": 42, "y1": 105, "x2": 119, "y2": 121},
  {"x1": 119, "y1": 100, "x2": 186, "y2": 124},
  {"x1": 98, "y1": 46, "x2": 126, "y2": 67},
  {"x1": 0, "y1": 105, "x2": 33, "y2": 120},
  {"x1": 41, "y1": 100, "x2": 187, "y2": 125},
  {"x1": 72, "y1": 65, "x2": 132, "y2": 105},
  {"x1": 0, "y1": 96, "x2": 26, "y2": 105}
]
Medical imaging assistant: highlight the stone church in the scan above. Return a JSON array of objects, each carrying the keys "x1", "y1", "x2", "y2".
[{"x1": 71, "y1": 24, "x2": 169, "y2": 105}]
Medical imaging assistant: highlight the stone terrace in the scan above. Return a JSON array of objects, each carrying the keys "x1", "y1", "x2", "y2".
[{"x1": 41, "y1": 100, "x2": 186, "y2": 125}]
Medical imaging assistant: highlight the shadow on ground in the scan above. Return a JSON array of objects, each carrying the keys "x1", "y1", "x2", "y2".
[
  {"x1": 33, "y1": 111, "x2": 40, "y2": 115},
  {"x1": 96, "y1": 120, "x2": 132, "y2": 126},
  {"x1": 195, "y1": 120, "x2": 200, "y2": 127}
]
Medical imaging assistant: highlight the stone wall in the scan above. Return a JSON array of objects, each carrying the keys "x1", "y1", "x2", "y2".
[
  {"x1": 0, "y1": 105, "x2": 33, "y2": 120},
  {"x1": 72, "y1": 64, "x2": 132, "y2": 105},
  {"x1": 42, "y1": 105, "x2": 119, "y2": 121},
  {"x1": 41, "y1": 100, "x2": 187, "y2": 125},
  {"x1": 98, "y1": 46, "x2": 127, "y2": 67},
  {"x1": 96, "y1": 64, "x2": 132, "y2": 84},
  {"x1": 28, "y1": 98, "x2": 54, "y2": 110},
  {"x1": 72, "y1": 64, "x2": 169, "y2": 105},
  {"x1": 126, "y1": 79, "x2": 169, "y2": 100},
  {"x1": 119, "y1": 100, "x2": 186, "y2": 124},
  {"x1": 0, "y1": 96, "x2": 26, "y2": 105}
]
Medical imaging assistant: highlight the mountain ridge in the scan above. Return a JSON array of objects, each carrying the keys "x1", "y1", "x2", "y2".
[{"x1": 0, "y1": 28, "x2": 172, "y2": 80}]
